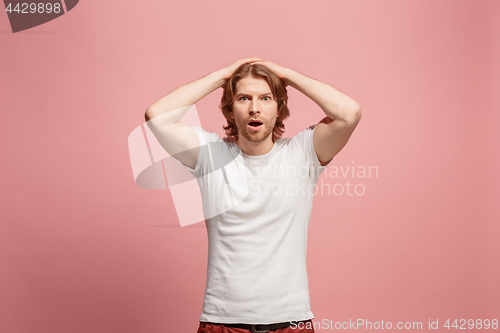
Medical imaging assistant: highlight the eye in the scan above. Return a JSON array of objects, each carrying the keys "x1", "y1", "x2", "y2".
[
  {"x1": 263, "y1": 96, "x2": 271, "y2": 101},
  {"x1": 240, "y1": 96, "x2": 249, "y2": 101}
]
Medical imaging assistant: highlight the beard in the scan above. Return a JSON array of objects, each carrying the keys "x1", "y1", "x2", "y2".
[{"x1": 235, "y1": 116, "x2": 276, "y2": 143}]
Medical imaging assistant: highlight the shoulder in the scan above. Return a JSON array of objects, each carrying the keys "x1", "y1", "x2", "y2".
[
  {"x1": 285, "y1": 124, "x2": 317, "y2": 146},
  {"x1": 192, "y1": 127, "x2": 225, "y2": 145},
  {"x1": 281, "y1": 125, "x2": 321, "y2": 163}
]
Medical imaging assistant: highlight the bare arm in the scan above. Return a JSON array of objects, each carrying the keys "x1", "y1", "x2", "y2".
[
  {"x1": 256, "y1": 60, "x2": 361, "y2": 165},
  {"x1": 144, "y1": 58, "x2": 263, "y2": 168}
]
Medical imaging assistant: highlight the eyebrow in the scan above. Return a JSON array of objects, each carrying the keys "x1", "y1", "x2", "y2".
[{"x1": 235, "y1": 92, "x2": 273, "y2": 98}]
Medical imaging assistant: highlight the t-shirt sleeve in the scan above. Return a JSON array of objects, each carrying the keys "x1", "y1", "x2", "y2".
[
  {"x1": 289, "y1": 124, "x2": 331, "y2": 180},
  {"x1": 181, "y1": 127, "x2": 223, "y2": 178}
]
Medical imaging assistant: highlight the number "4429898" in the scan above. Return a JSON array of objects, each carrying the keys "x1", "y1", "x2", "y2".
[
  {"x1": 444, "y1": 319, "x2": 498, "y2": 330},
  {"x1": 5, "y1": 2, "x2": 62, "y2": 14}
]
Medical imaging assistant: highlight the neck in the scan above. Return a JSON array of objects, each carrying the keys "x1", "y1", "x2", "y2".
[{"x1": 236, "y1": 136, "x2": 275, "y2": 156}]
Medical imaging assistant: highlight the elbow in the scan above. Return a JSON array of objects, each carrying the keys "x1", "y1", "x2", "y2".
[
  {"x1": 145, "y1": 107, "x2": 156, "y2": 122},
  {"x1": 347, "y1": 102, "x2": 362, "y2": 125},
  {"x1": 354, "y1": 104, "x2": 362, "y2": 122}
]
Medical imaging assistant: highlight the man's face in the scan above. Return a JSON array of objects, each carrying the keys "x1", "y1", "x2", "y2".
[{"x1": 231, "y1": 76, "x2": 279, "y2": 144}]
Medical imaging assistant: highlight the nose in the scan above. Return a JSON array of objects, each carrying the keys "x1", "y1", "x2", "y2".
[{"x1": 249, "y1": 99, "x2": 260, "y2": 115}]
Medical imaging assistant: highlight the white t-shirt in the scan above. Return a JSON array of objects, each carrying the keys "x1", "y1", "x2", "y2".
[{"x1": 183, "y1": 125, "x2": 329, "y2": 324}]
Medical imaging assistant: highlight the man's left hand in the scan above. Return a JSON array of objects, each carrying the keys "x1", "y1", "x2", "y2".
[{"x1": 253, "y1": 60, "x2": 290, "y2": 86}]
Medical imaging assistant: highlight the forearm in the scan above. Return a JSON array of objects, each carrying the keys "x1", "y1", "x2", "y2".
[
  {"x1": 145, "y1": 69, "x2": 226, "y2": 122},
  {"x1": 284, "y1": 69, "x2": 361, "y2": 122}
]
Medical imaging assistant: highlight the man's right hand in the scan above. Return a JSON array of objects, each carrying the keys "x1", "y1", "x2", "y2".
[{"x1": 220, "y1": 57, "x2": 264, "y2": 81}]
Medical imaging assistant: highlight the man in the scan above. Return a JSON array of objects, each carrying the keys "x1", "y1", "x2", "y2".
[{"x1": 145, "y1": 58, "x2": 361, "y2": 333}]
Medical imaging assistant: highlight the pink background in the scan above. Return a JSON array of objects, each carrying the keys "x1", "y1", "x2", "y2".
[{"x1": 1, "y1": 0, "x2": 499, "y2": 332}]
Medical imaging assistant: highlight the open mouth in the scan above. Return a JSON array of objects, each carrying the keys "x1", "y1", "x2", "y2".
[
  {"x1": 248, "y1": 120, "x2": 262, "y2": 127},
  {"x1": 247, "y1": 120, "x2": 263, "y2": 131}
]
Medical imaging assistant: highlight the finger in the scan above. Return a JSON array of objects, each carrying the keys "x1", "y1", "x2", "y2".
[
  {"x1": 249, "y1": 60, "x2": 267, "y2": 66},
  {"x1": 244, "y1": 57, "x2": 264, "y2": 63}
]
